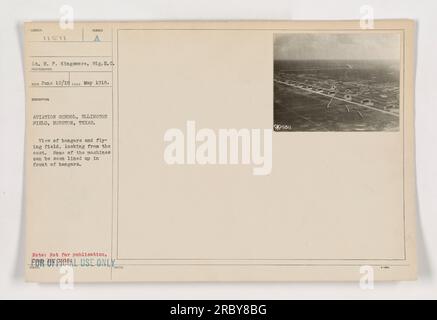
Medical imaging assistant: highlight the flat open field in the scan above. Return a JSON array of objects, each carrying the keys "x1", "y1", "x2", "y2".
[
  {"x1": 273, "y1": 60, "x2": 400, "y2": 132},
  {"x1": 274, "y1": 83, "x2": 399, "y2": 131}
]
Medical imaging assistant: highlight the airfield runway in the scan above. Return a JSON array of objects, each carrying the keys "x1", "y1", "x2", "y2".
[{"x1": 274, "y1": 80, "x2": 400, "y2": 132}]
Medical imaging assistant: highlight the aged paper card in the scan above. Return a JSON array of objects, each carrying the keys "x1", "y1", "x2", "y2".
[{"x1": 24, "y1": 20, "x2": 416, "y2": 282}]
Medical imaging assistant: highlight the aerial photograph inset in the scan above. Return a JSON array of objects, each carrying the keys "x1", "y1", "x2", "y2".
[{"x1": 274, "y1": 33, "x2": 401, "y2": 132}]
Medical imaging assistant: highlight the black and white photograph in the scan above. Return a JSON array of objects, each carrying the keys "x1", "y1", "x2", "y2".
[{"x1": 274, "y1": 33, "x2": 401, "y2": 132}]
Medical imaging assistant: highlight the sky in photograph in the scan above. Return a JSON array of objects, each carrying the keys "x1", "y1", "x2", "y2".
[{"x1": 274, "y1": 33, "x2": 401, "y2": 60}]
